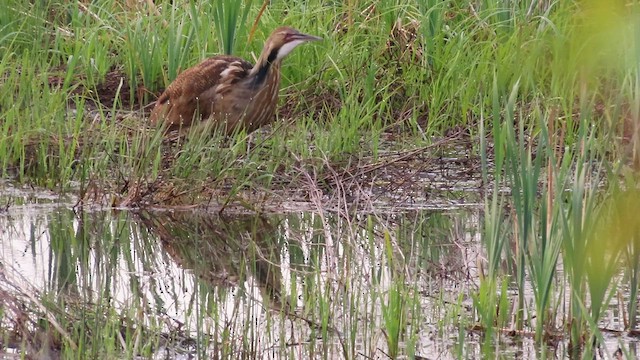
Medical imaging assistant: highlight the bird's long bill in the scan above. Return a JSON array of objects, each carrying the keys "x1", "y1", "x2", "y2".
[{"x1": 290, "y1": 32, "x2": 322, "y2": 42}]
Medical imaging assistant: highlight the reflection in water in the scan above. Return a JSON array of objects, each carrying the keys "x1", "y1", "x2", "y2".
[
  {"x1": 138, "y1": 212, "x2": 287, "y2": 311},
  {"x1": 132, "y1": 210, "x2": 489, "y2": 359},
  {"x1": 2, "y1": 205, "x2": 633, "y2": 358}
]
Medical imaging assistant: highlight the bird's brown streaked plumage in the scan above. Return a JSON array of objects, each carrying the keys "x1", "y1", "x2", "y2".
[{"x1": 149, "y1": 27, "x2": 321, "y2": 135}]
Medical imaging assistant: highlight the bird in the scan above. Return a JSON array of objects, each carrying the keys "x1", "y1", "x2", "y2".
[{"x1": 149, "y1": 26, "x2": 321, "y2": 136}]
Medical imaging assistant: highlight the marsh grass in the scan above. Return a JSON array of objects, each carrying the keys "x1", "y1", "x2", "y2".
[
  {"x1": 475, "y1": 71, "x2": 626, "y2": 352},
  {"x1": 0, "y1": 0, "x2": 601, "y2": 194}
]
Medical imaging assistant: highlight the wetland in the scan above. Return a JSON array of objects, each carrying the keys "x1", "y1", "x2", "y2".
[{"x1": 2, "y1": 0, "x2": 640, "y2": 359}]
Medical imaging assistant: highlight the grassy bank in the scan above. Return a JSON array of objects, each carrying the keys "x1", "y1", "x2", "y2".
[{"x1": 2, "y1": 0, "x2": 635, "y2": 202}]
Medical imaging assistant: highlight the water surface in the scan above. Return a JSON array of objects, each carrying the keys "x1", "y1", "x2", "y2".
[{"x1": 0, "y1": 182, "x2": 634, "y2": 359}]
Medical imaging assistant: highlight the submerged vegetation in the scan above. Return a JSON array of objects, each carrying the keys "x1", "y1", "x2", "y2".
[{"x1": 1, "y1": 0, "x2": 640, "y2": 358}]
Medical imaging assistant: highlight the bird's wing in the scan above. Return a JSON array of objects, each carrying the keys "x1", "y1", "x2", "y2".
[{"x1": 151, "y1": 55, "x2": 253, "y2": 128}]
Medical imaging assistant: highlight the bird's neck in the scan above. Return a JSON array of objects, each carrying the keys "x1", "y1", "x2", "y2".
[{"x1": 250, "y1": 47, "x2": 281, "y2": 86}]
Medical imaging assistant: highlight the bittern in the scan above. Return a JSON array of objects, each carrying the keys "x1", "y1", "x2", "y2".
[{"x1": 149, "y1": 27, "x2": 321, "y2": 135}]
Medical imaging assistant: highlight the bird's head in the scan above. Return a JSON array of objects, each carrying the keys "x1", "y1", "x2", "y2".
[{"x1": 263, "y1": 27, "x2": 322, "y2": 63}]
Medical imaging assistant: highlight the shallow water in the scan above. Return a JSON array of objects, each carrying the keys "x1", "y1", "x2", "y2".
[{"x1": 0, "y1": 182, "x2": 636, "y2": 359}]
